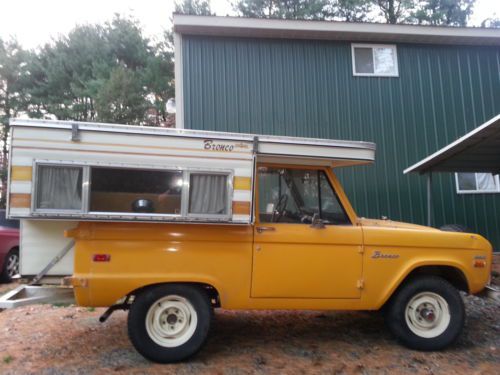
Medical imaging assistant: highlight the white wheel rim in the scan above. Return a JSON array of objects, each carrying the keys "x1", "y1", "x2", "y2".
[
  {"x1": 146, "y1": 295, "x2": 198, "y2": 348},
  {"x1": 6, "y1": 253, "x2": 19, "y2": 278},
  {"x1": 405, "y1": 292, "x2": 451, "y2": 338}
]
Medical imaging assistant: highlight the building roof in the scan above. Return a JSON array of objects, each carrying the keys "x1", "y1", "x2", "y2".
[
  {"x1": 173, "y1": 15, "x2": 500, "y2": 46},
  {"x1": 404, "y1": 114, "x2": 500, "y2": 175}
]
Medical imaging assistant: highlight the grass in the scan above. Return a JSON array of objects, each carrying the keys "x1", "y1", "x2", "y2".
[{"x1": 3, "y1": 355, "x2": 13, "y2": 364}]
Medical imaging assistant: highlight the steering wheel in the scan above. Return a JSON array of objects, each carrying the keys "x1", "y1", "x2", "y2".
[{"x1": 271, "y1": 193, "x2": 288, "y2": 222}]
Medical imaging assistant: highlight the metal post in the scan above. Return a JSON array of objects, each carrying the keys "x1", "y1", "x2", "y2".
[{"x1": 427, "y1": 172, "x2": 432, "y2": 227}]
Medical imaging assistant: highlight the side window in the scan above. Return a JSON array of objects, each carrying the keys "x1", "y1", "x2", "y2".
[
  {"x1": 90, "y1": 167, "x2": 182, "y2": 214},
  {"x1": 35, "y1": 165, "x2": 83, "y2": 211},
  {"x1": 258, "y1": 167, "x2": 350, "y2": 225},
  {"x1": 188, "y1": 173, "x2": 229, "y2": 215},
  {"x1": 319, "y1": 171, "x2": 350, "y2": 224}
]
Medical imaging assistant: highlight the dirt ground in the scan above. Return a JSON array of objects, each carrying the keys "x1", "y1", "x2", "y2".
[{"x1": 0, "y1": 262, "x2": 498, "y2": 375}]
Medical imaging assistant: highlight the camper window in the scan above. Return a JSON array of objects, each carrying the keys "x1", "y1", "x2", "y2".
[
  {"x1": 35, "y1": 165, "x2": 83, "y2": 211},
  {"x1": 188, "y1": 173, "x2": 229, "y2": 215},
  {"x1": 89, "y1": 167, "x2": 183, "y2": 215}
]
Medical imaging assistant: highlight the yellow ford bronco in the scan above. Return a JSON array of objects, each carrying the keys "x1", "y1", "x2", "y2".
[{"x1": 4, "y1": 120, "x2": 493, "y2": 363}]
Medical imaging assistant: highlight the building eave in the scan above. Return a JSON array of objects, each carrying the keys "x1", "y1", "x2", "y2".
[{"x1": 173, "y1": 15, "x2": 500, "y2": 46}]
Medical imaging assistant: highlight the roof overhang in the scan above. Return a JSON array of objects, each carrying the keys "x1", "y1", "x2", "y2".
[
  {"x1": 173, "y1": 15, "x2": 500, "y2": 46},
  {"x1": 404, "y1": 114, "x2": 500, "y2": 175}
]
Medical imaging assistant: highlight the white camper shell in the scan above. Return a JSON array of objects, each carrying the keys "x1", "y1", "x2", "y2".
[{"x1": 6, "y1": 118, "x2": 375, "y2": 280}]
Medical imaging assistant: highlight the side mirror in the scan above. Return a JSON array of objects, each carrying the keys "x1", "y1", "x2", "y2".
[{"x1": 310, "y1": 213, "x2": 326, "y2": 229}]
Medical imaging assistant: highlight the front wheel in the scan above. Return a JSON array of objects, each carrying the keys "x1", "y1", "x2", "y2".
[
  {"x1": 128, "y1": 284, "x2": 212, "y2": 363},
  {"x1": 385, "y1": 276, "x2": 464, "y2": 351}
]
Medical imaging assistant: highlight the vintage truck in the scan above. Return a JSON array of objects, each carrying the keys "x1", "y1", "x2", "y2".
[{"x1": 0, "y1": 118, "x2": 492, "y2": 363}]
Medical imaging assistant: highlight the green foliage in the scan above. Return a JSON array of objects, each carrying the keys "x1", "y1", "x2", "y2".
[
  {"x1": 234, "y1": 0, "x2": 327, "y2": 19},
  {"x1": 323, "y1": 0, "x2": 373, "y2": 22},
  {"x1": 3, "y1": 355, "x2": 13, "y2": 364},
  {"x1": 175, "y1": 0, "x2": 213, "y2": 15},
  {"x1": 95, "y1": 66, "x2": 146, "y2": 124},
  {"x1": 410, "y1": 0, "x2": 474, "y2": 26},
  {"x1": 25, "y1": 14, "x2": 173, "y2": 125},
  {"x1": 233, "y1": 0, "x2": 477, "y2": 25}
]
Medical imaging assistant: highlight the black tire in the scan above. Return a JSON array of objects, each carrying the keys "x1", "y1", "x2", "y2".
[
  {"x1": 128, "y1": 284, "x2": 212, "y2": 363},
  {"x1": 385, "y1": 275, "x2": 464, "y2": 351},
  {"x1": 1, "y1": 248, "x2": 19, "y2": 283},
  {"x1": 440, "y1": 224, "x2": 468, "y2": 233}
]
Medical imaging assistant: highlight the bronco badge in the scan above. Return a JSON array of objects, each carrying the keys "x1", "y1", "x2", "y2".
[{"x1": 371, "y1": 250, "x2": 399, "y2": 259}]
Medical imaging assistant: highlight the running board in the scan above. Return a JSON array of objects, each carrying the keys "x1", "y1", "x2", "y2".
[{"x1": 0, "y1": 285, "x2": 75, "y2": 309}]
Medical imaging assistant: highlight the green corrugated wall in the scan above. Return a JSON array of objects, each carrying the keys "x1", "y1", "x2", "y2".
[{"x1": 182, "y1": 35, "x2": 500, "y2": 249}]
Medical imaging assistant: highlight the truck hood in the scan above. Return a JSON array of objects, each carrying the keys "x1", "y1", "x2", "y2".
[{"x1": 357, "y1": 217, "x2": 440, "y2": 231}]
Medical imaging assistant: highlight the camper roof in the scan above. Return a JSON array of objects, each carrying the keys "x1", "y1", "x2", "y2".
[{"x1": 10, "y1": 118, "x2": 375, "y2": 165}]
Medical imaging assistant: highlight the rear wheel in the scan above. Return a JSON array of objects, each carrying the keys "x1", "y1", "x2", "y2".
[
  {"x1": 128, "y1": 284, "x2": 212, "y2": 363},
  {"x1": 385, "y1": 276, "x2": 464, "y2": 350},
  {"x1": 1, "y1": 248, "x2": 19, "y2": 283}
]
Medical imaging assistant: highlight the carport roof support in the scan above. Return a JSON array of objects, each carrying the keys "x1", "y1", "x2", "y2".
[{"x1": 404, "y1": 114, "x2": 500, "y2": 175}]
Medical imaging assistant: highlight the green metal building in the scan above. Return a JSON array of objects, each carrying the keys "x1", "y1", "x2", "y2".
[{"x1": 173, "y1": 15, "x2": 500, "y2": 249}]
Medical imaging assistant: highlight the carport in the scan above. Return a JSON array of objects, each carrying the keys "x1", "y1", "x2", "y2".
[{"x1": 404, "y1": 114, "x2": 500, "y2": 226}]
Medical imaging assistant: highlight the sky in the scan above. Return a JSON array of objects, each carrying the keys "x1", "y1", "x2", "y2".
[{"x1": 0, "y1": 0, "x2": 498, "y2": 49}]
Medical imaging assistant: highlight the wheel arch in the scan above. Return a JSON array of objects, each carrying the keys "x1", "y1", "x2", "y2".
[
  {"x1": 379, "y1": 263, "x2": 469, "y2": 310},
  {"x1": 126, "y1": 281, "x2": 222, "y2": 308}
]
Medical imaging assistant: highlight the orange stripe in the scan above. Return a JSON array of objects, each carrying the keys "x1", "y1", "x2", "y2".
[
  {"x1": 11, "y1": 166, "x2": 32, "y2": 181},
  {"x1": 232, "y1": 201, "x2": 251, "y2": 215},
  {"x1": 10, "y1": 193, "x2": 31, "y2": 208},
  {"x1": 233, "y1": 176, "x2": 251, "y2": 190}
]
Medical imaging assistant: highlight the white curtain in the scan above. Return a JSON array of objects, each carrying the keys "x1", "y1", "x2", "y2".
[
  {"x1": 37, "y1": 166, "x2": 82, "y2": 210},
  {"x1": 189, "y1": 174, "x2": 227, "y2": 214},
  {"x1": 476, "y1": 173, "x2": 497, "y2": 191}
]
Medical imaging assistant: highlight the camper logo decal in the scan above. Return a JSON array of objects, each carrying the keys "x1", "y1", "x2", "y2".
[{"x1": 204, "y1": 139, "x2": 235, "y2": 152}]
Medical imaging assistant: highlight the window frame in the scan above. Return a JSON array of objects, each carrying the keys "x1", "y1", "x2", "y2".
[
  {"x1": 351, "y1": 43, "x2": 399, "y2": 77},
  {"x1": 455, "y1": 172, "x2": 500, "y2": 194},
  {"x1": 31, "y1": 160, "x2": 233, "y2": 221},
  {"x1": 32, "y1": 161, "x2": 88, "y2": 215}
]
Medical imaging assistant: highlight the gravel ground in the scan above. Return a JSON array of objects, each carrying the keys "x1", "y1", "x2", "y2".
[{"x1": 0, "y1": 263, "x2": 498, "y2": 375}]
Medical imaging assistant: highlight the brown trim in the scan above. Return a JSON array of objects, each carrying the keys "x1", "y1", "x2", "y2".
[
  {"x1": 14, "y1": 146, "x2": 251, "y2": 162},
  {"x1": 11, "y1": 166, "x2": 32, "y2": 181},
  {"x1": 232, "y1": 201, "x2": 251, "y2": 215},
  {"x1": 14, "y1": 137, "x2": 252, "y2": 155},
  {"x1": 10, "y1": 193, "x2": 31, "y2": 208}
]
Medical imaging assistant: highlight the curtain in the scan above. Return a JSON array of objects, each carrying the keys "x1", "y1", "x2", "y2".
[
  {"x1": 189, "y1": 174, "x2": 227, "y2": 215},
  {"x1": 37, "y1": 166, "x2": 82, "y2": 210},
  {"x1": 476, "y1": 173, "x2": 497, "y2": 191}
]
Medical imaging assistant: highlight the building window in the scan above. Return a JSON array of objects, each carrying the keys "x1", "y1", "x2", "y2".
[
  {"x1": 90, "y1": 167, "x2": 183, "y2": 215},
  {"x1": 456, "y1": 173, "x2": 500, "y2": 194},
  {"x1": 35, "y1": 165, "x2": 83, "y2": 212},
  {"x1": 351, "y1": 44, "x2": 399, "y2": 77}
]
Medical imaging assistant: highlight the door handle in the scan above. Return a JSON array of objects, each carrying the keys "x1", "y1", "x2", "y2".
[{"x1": 256, "y1": 226, "x2": 276, "y2": 233}]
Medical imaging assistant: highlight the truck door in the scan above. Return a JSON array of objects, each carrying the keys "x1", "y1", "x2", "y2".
[{"x1": 251, "y1": 166, "x2": 363, "y2": 299}]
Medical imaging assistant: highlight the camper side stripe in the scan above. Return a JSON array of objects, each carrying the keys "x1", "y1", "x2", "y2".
[
  {"x1": 232, "y1": 201, "x2": 251, "y2": 215},
  {"x1": 11, "y1": 166, "x2": 32, "y2": 181},
  {"x1": 233, "y1": 176, "x2": 251, "y2": 191},
  {"x1": 10, "y1": 193, "x2": 31, "y2": 208}
]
